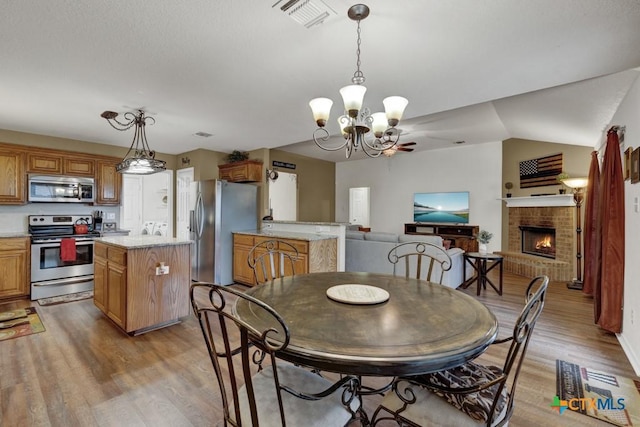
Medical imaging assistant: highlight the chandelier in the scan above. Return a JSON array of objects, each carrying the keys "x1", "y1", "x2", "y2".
[
  {"x1": 309, "y1": 4, "x2": 408, "y2": 159},
  {"x1": 100, "y1": 109, "x2": 166, "y2": 175}
]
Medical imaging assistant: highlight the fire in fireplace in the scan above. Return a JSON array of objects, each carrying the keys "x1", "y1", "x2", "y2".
[{"x1": 520, "y1": 225, "x2": 556, "y2": 259}]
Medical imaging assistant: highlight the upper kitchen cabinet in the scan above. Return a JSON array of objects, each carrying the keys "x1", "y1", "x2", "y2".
[
  {"x1": 27, "y1": 152, "x2": 63, "y2": 174},
  {"x1": 64, "y1": 157, "x2": 95, "y2": 176},
  {"x1": 0, "y1": 148, "x2": 26, "y2": 204},
  {"x1": 95, "y1": 160, "x2": 122, "y2": 205},
  {"x1": 28, "y1": 152, "x2": 95, "y2": 177},
  {"x1": 218, "y1": 160, "x2": 263, "y2": 183}
]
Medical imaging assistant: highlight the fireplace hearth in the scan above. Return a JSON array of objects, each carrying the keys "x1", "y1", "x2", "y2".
[{"x1": 520, "y1": 225, "x2": 556, "y2": 259}]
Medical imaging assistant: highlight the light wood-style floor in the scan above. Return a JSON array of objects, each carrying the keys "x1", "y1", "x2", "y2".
[{"x1": 0, "y1": 272, "x2": 635, "y2": 426}]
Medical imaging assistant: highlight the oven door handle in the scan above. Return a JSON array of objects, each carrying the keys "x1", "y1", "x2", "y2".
[
  {"x1": 32, "y1": 275, "x2": 94, "y2": 287},
  {"x1": 31, "y1": 241, "x2": 94, "y2": 248}
]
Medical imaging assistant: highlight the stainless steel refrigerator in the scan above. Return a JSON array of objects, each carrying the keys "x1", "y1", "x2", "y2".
[{"x1": 189, "y1": 180, "x2": 258, "y2": 285}]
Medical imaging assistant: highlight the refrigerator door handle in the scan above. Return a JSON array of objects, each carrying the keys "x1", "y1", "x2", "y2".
[
  {"x1": 189, "y1": 210, "x2": 195, "y2": 232},
  {"x1": 195, "y1": 192, "x2": 205, "y2": 237}
]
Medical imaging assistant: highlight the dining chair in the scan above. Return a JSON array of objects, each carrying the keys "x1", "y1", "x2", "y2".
[
  {"x1": 371, "y1": 275, "x2": 549, "y2": 427},
  {"x1": 387, "y1": 241, "x2": 453, "y2": 284},
  {"x1": 248, "y1": 239, "x2": 300, "y2": 285},
  {"x1": 190, "y1": 282, "x2": 362, "y2": 427}
]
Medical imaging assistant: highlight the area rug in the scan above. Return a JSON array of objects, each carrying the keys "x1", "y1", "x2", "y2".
[
  {"x1": 556, "y1": 359, "x2": 640, "y2": 426},
  {"x1": 0, "y1": 307, "x2": 45, "y2": 342},
  {"x1": 37, "y1": 290, "x2": 93, "y2": 306}
]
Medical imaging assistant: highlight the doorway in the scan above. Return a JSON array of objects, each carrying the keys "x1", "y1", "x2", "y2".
[
  {"x1": 268, "y1": 171, "x2": 297, "y2": 221},
  {"x1": 349, "y1": 187, "x2": 370, "y2": 227}
]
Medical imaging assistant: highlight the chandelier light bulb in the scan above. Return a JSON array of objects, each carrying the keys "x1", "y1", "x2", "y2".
[
  {"x1": 370, "y1": 112, "x2": 388, "y2": 137},
  {"x1": 340, "y1": 84, "x2": 367, "y2": 117},
  {"x1": 383, "y1": 96, "x2": 409, "y2": 126},
  {"x1": 309, "y1": 98, "x2": 333, "y2": 127}
]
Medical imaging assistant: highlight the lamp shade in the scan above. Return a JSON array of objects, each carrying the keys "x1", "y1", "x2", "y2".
[
  {"x1": 309, "y1": 98, "x2": 333, "y2": 127},
  {"x1": 340, "y1": 84, "x2": 367, "y2": 112},
  {"x1": 370, "y1": 112, "x2": 388, "y2": 137},
  {"x1": 562, "y1": 177, "x2": 589, "y2": 189},
  {"x1": 383, "y1": 96, "x2": 409, "y2": 122}
]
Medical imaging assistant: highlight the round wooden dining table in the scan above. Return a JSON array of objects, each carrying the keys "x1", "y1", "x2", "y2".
[{"x1": 234, "y1": 271, "x2": 498, "y2": 377}]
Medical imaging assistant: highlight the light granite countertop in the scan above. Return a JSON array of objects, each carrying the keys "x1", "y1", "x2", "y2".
[
  {"x1": 263, "y1": 220, "x2": 349, "y2": 226},
  {"x1": 96, "y1": 235, "x2": 193, "y2": 249},
  {"x1": 234, "y1": 230, "x2": 338, "y2": 241}
]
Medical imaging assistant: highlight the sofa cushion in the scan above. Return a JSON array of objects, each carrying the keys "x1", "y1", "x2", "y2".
[
  {"x1": 364, "y1": 232, "x2": 398, "y2": 243},
  {"x1": 346, "y1": 230, "x2": 366, "y2": 240}
]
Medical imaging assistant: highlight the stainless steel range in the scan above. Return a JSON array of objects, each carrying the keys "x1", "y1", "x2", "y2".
[{"x1": 29, "y1": 215, "x2": 99, "y2": 300}]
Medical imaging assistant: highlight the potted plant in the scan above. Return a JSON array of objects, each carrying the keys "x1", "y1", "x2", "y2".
[
  {"x1": 226, "y1": 150, "x2": 250, "y2": 163},
  {"x1": 556, "y1": 172, "x2": 570, "y2": 194},
  {"x1": 504, "y1": 182, "x2": 513, "y2": 198},
  {"x1": 476, "y1": 229, "x2": 493, "y2": 254}
]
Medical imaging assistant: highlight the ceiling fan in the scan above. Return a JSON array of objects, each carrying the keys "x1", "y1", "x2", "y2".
[{"x1": 383, "y1": 142, "x2": 416, "y2": 157}]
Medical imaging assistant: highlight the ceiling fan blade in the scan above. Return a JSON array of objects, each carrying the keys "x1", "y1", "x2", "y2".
[
  {"x1": 397, "y1": 148, "x2": 414, "y2": 152},
  {"x1": 398, "y1": 142, "x2": 417, "y2": 147}
]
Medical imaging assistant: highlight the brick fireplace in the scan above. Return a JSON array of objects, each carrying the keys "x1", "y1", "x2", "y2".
[{"x1": 497, "y1": 195, "x2": 575, "y2": 281}]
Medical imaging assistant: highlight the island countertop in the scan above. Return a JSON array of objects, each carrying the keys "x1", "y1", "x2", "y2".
[
  {"x1": 96, "y1": 235, "x2": 192, "y2": 249},
  {"x1": 263, "y1": 220, "x2": 349, "y2": 226},
  {"x1": 234, "y1": 230, "x2": 338, "y2": 241}
]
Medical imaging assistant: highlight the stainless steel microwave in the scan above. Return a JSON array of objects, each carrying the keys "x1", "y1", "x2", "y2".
[{"x1": 28, "y1": 175, "x2": 95, "y2": 203}]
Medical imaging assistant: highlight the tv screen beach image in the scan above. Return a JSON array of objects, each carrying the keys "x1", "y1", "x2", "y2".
[{"x1": 413, "y1": 192, "x2": 470, "y2": 224}]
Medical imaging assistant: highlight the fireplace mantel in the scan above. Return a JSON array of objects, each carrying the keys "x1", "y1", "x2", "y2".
[{"x1": 501, "y1": 194, "x2": 575, "y2": 208}]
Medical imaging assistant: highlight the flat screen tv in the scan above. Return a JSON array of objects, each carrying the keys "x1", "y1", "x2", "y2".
[{"x1": 413, "y1": 192, "x2": 470, "y2": 224}]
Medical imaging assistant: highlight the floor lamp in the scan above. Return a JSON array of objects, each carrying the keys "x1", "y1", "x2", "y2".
[{"x1": 561, "y1": 177, "x2": 589, "y2": 290}]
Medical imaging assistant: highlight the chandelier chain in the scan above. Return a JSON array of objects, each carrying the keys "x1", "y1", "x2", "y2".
[{"x1": 352, "y1": 18, "x2": 365, "y2": 84}]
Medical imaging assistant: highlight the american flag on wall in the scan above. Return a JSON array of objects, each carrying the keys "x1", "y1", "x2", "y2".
[{"x1": 519, "y1": 153, "x2": 563, "y2": 188}]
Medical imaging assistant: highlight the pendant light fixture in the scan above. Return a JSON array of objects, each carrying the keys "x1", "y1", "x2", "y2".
[
  {"x1": 309, "y1": 4, "x2": 408, "y2": 159},
  {"x1": 100, "y1": 109, "x2": 166, "y2": 175}
]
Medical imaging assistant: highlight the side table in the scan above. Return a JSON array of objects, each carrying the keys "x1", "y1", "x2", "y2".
[{"x1": 463, "y1": 252, "x2": 503, "y2": 296}]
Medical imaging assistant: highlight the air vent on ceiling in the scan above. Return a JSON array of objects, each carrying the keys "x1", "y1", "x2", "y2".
[
  {"x1": 194, "y1": 132, "x2": 213, "y2": 138},
  {"x1": 274, "y1": 0, "x2": 336, "y2": 28}
]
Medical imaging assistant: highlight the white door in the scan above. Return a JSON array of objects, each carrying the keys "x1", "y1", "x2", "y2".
[
  {"x1": 349, "y1": 187, "x2": 370, "y2": 227},
  {"x1": 269, "y1": 171, "x2": 297, "y2": 221},
  {"x1": 177, "y1": 168, "x2": 194, "y2": 240},
  {"x1": 121, "y1": 175, "x2": 143, "y2": 235}
]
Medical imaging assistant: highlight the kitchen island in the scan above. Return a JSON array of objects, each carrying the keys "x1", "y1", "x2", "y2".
[
  {"x1": 262, "y1": 220, "x2": 348, "y2": 271},
  {"x1": 94, "y1": 236, "x2": 192, "y2": 335},
  {"x1": 233, "y1": 230, "x2": 337, "y2": 286}
]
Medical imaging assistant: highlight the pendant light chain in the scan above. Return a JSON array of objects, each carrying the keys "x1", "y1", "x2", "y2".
[{"x1": 352, "y1": 19, "x2": 365, "y2": 85}]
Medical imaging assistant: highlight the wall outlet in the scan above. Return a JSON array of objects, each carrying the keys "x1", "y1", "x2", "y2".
[
  {"x1": 155, "y1": 264, "x2": 170, "y2": 275},
  {"x1": 106, "y1": 212, "x2": 116, "y2": 220},
  {"x1": 263, "y1": 223, "x2": 273, "y2": 229}
]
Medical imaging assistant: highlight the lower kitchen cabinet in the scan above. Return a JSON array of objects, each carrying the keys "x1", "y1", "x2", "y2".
[
  {"x1": 94, "y1": 240, "x2": 191, "y2": 335},
  {"x1": 0, "y1": 237, "x2": 30, "y2": 299},
  {"x1": 232, "y1": 232, "x2": 337, "y2": 286}
]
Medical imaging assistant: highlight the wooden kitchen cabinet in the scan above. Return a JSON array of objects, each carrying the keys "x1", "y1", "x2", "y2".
[
  {"x1": 95, "y1": 160, "x2": 122, "y2": 205},
  {"x1": 233, "y1": 233, "x2": 336, "y2": 286},
  {"x1": 94, "y1": 240, "x2": 191, "y2": 335},
  {"x1": 64, "y1": 157, "x2": 95, "y2": 176},
  {"x1": 27, "y1": 153, "x2": 63, "y2": 174},
  {"x1": 0, "y1": 149, "x2": 26, "y2": 204},
  {"x1": 218, "y1": 160, "x2": 263, "y2": 183},
  {"x1": 0, "y1": 237, "x2": 30, "y2": 299}
]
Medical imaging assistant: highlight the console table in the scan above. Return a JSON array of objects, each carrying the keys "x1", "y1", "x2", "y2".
[{"x1": 404, "y1": 223, "x2": 479, "y2": 252}]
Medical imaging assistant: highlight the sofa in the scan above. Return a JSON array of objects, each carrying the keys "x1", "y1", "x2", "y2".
[{"x1": 345, "y1": 230, "x2": 469, "y2": 288}]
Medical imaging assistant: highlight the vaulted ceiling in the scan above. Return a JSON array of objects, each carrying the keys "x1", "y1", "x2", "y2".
[{"x1": 1, "y1": 1, "x2": 639, "y2": 163}]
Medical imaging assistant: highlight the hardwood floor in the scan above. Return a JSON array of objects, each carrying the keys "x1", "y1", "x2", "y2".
[{"x1": 0, "y1": 272, "x2": 635, "y2": 426}]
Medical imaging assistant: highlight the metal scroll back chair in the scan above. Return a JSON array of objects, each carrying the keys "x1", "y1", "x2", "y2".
[
  {"x1": 372, "y1": 275, "x2": 549, "y2": 427},
  {"x1": 248, "y1": 239, "x2": 299, "y2": 285},
  {"x1": 387, "y1": 241, "x2": 453, "y2": 284},
  {"x1": 190, "y1": 282, "x2": 361, "y2": 427}
]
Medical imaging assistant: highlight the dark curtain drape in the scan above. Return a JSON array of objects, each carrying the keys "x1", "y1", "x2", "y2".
[
  {"x1": 597, "y1": 128, "x2": 625, "y2": 333},
  {"x1": 582, "y1": 151, "x2": 601, "y2": 298}
]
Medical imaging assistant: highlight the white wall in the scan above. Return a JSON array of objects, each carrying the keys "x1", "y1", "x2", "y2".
[
  {"x1": 611, "y1": 74, "x2": 640, "y2": 374},
  {"x1": 335, "y1": 141, "x2": 503, "y2": 252}
]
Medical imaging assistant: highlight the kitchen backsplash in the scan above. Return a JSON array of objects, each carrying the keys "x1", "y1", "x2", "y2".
[{"x1": 0, "y1": 204, "x2": 120, "y2": 233}]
